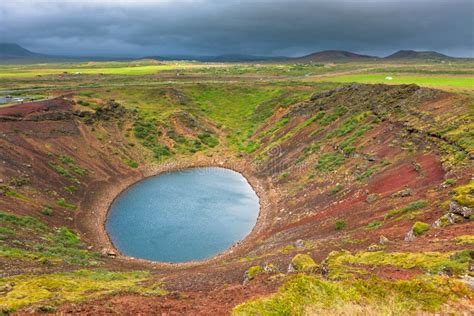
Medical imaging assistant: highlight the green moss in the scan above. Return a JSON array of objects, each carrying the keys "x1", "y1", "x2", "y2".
[
  {"x1": 291, "y1": 254, "x2": 318, "y2": 272},
  {"x1": 335, "y1": 219, "x2": 346, "y2": 230},
  {"x1": 330, "y1": 184, "x2": 344, "y2": 195},
  {"x1": 56, "y1": 198, "x2": 76, "y2": 209},
  {"x1": 40, "y1": 206, "x2": 53, "y2": 216},
  {"x1": 325, "y1": 250, "x2": 471, "y2": 280},
  {"x1": 0, "y1": 269, "x2": 166, "y2": 312},
  {"x1": 233, "y1": 274, "x2": 471, "y2": 315},
  {"x1": 315, "y1": 152, "x2": 345, "y2": 172},
  {"x1": 280, "y1": 244, "x2": 296, "y2": 254},
  {"x1": 366, "y1": 220, "x2": 382, "y2": 230},
  {"x1": 124, "y1": 159, "x2": 139, "y2": 168},
  {"x1": 412, "y1": 221, "x2": 430, "y2": 236},
  {"x1": 246, "y1": 265, "x2": 264, "y2": 280},
  {"x1": 0, "y1": 211, "x2": 46, "y2": 231},
  {"x1": 452, "y1": 235, "x2": 474, "y2": 245},
  {"x1": 452, "y1": 180, "x2": 474, "y2": 207},
  {"x1": 385, "y1": 200, "x2": 428, "y2": 219}
]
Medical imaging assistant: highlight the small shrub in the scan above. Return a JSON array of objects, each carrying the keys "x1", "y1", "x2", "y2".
[
  {"x1": 385, "y1": 200, "x2": 428, "y2": 219},
  {"x1": 56, "y1": 198, "x2": 76, "y2": 210},
  {"x1": 41, "y1": 207, "x2": 53, "y2": 216},
  {"x1": 367, "y1": 220, "x2": 382, "y2": 230},
  {"x1": 335, "y1": 219, "x2": 346, "y2": 230},
  {"x1": 412, "y1": 221, "x2": 430, "y2": 236},
  {"x1": 315, "y1": 152, "x2": 345, "y2": 172},
  {"x1": 246, "y1": 265, "x2": 263, "y2": 281}
]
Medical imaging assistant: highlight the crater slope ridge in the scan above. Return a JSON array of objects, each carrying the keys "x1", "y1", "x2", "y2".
[{"x1": 0, "y1": 84, "x2": 472, "y2": 314}]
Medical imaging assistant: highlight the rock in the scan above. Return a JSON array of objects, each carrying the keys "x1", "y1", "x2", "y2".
[
  {"x1": 404, "y1": 229, "x2": 416, "y2": 242},
  {"x1": 366, "y1": 193, "x2": 378, "y2": 204},
  {"x1": 379, "y1": 235, "x2": 389, "y2": 245},
  {"x1": 101, "y1": 248, "x2": 117, "y2": 258},
  {"x1": 0, "y1": 282, "x2": 14, "y2": 294},
  {"x1": 432, "y1": 213, "x2": 465, "y2": 228},
  {"x1": 294, "y1": 239, "x2": 305, "y2": 249},
  {"x1": 367, "y1": 244, "x2": 384, "y2": 252},
  {"x1": 263, "y1": 263, "x2": 279, "y2": 274},
  {"x1": 461, "y1": 275, "x2": 474, "y2": 291},
  {"x1": 449, "y1": 201, "x2": 473, "y2": 218},
  {"x1": 391, "y1": 188, "x2": 412, "y2": 198}
]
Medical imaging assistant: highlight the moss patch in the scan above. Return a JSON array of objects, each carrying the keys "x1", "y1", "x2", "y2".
[
  {"x1": 0, "y1": 269, "x2": 166, "y2": 313},
  {"x1": 233, "y1": 274, "x2": 471, "y2": 315},
  {"x1": 291, "y1": 254, "x2": 318, "y2": 272}
]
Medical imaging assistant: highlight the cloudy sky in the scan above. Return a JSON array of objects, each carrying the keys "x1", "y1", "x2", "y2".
[{"x1": 1, "y1": 0, "x2": 473, "y2": 57}]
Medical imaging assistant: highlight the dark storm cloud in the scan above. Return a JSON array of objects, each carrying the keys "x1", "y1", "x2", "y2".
[{"x1": 1, "y1": 0, "x2": 473, "y2": 57}]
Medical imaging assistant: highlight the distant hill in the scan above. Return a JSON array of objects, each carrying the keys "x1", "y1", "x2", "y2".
[
  {"x1": 0, "y1": 43, "x2": 45, "y2": 58},
  {"x1": 385, "y1": 50, "x2": 451, "y2": 60},
  {"x1": 293, "y1": 50, "x2": 378, "y2": 63},
  {"x1": 146, "y1": 54, "x2": 286, "y2": 62}
]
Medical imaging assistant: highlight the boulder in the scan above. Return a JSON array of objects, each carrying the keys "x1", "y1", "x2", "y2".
[
  {"x1": 449, "y1": 201, "x2": 473, "y2": 218},
  {"x1": 379, "y1": 235, "x2": 390, "y2": 245}
]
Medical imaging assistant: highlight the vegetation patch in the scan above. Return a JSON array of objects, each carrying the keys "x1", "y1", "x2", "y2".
[
  {"x1": 412, "y1": 221, "x2": 430, "y2": 236},
  {"x1": 385, "y1": 200, "x2": 428, "y2": 219},
  {"x1": 452, "y1": 180, "x2": 474, "y2": 207},
  {"x1": 291, "y1": 254, "x2": 319, "y2": 272},
  {"x1": 233, "y1": 274, "x2": 471, "y2": 315},
  {"x1": 0, "y1": 269, "x2": 166, "y2": 313},
  {"x1": 325, "y1": 250, "x2": 472, "y2": 280},
  {"x1": 315, "y1": 152, "x2": 345, "y2": 172}
]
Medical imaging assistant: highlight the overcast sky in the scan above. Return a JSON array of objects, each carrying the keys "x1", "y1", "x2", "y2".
[{"x1": 1, "y1": 0, "x2": 473, "y2": 57}]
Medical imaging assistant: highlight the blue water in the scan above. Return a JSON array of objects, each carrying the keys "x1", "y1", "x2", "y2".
[{"x1": 105, "y1": 167, "x2": 259, "y2": 262}]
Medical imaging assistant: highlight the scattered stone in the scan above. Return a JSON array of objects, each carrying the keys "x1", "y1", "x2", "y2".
[
  {"x1": 391, "y1": 188, "x2": 412, "y2": 198},
  {"x1": 101, "y1": 248, "x2": 117, "y2": 258},
  {"x1": 461, "y1": 275, "x2": 474, "y2": 291},
  {"x1": 294, "y1": 239, "x2": 305, "y2": 249},
  {"x1": 449, "y1": 201, "x2": 473, "y2": 218},
  {"x1": 432, "y1": 213, "x2": 465, "y2": 228},
  {"x1": 404, "y1": 229, "x2": 416, "y2": 242},
  {"x1": 379, "y1": 235, "x2": 390, "y2": 245},
  {"x1": 0, "y1": 282, "x2": 14, "y2": 294},
  {"x1": 263, "y1": 263, "x2": 279, "y2": 274},
  {"x1": 366, "y1": 193, "x2": 379, "y2": 204},
  {"x1": 367, "y1": 244, "x2": 385, "y2": 252}
]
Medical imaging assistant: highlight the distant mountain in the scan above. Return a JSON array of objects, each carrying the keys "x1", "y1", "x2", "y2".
[
  {"x1": 146, "y1": 54, "x2": 286, "y2": 62},
  {"x1": 0, "y1": 43, "x2": 45, "y2": 58},
  {"x1": 385, "y1": 50, "x2": 451, "y2": 60},
  {"x1": 293, "y1": 50, "x2": 378, "y2": 63}
]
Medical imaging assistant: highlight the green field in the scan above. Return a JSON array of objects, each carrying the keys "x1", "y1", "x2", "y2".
[{"x1": 318, "y1": 74, "x2": 473, "y2": 89}]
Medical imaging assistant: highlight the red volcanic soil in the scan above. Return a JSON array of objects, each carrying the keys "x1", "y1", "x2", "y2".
[{"x1": 0, "y1": 97, "x2": 71, "y2": 118}]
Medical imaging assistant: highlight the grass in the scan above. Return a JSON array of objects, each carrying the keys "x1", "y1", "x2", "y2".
[
  {"x1": 233, "y1": 274, "x2": 471, "y2": 315},
  {"x1": 412, "y1": 221, "x2": 430, "y2": 236},
  {"x1": 320, "y1": 74, "x2": 474, "y2": 90},
  {"x1": 0, "y1": 211, "x2": 99, "y2": 265},
  {"x1": 366, "y1": 220, "x2": 382, "y2": 230},
  {"x1": 452, "y1": 235, "x2": 474, "y2": 245},
  {"x1": 385, "y1": 200, "x2": 428, "y2": 219},
  {"x1": 0, "y1": 269, "x2": 166, "y2": 313},
  {"x1": 325, "y1": 250, "x2": 472, "y2": 280},
  {"x1": 335, "y1": 219, "x2": 346, "y2": 231},
  {"x1": 315, "y1": 152, "x2": 345, "y2": 172},
  {"x1": 56, "y1": 198, "x2": 76, "y2": 209},
  {"x1": 291, "y1": 254, "x2": 318, "y2": 272},
  {"x1": 452, "y1": 180, "x2": 474, "y2": 207}
]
